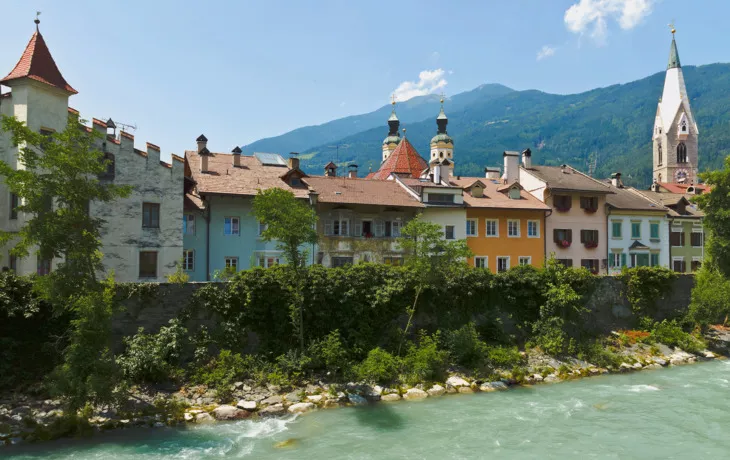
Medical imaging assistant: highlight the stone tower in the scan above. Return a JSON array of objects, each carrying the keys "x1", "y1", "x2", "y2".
[
  {"x1": 382, "y1": 100, "x2": 401, "y2": 162},
  {"x1": 429, "y1": 98, "x2": 454, "y2": 171},
  {"x1": 652, "y1": 30, "x2": 698, "y2": 184}
]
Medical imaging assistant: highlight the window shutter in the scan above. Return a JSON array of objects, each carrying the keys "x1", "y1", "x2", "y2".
[
  {"x1": 354, "y1": 222, "x2": 362, "y2": 237},
  {"x1": 324, "y1": 220, "x2": 333, "y2": 235},
  {"x1": 342, "y1": 220, "x2": 349, "y2": 236},
  {"x1": 375, "y1": 220, "x2": 385, "y2": 237},
  {"x1": 553, "y1": 229, "x2": 560, "y2": 243},
  {"x1": 621, "y1": 253, "x2": 627, "y2": 267},
  {"x1": 680, "y1": 232, "x2": 686, "y2": 246},
  {"x1": 580, "y1": 230, "x2": 586, "y2": 243},
  {"x1": 566, "y1": 229, "x2": 573, "y2": 243}
]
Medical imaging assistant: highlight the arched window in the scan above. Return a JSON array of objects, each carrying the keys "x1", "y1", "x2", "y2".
[
  {"x1": 658, "y1": 173, "x2": 662, "y2": 183},
  {"x1": 99, "y1": 152, "x2": 115, "y2": 179},
  {"x1": 677, "y1": 142, "x2": 687, "y2": 163},
  {"x1": 657, "y1": 143, "x2": 662, "y2": 165}
]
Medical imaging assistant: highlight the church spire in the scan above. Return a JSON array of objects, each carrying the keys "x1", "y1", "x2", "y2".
[
  {"x1": 382, "y1": 95, "x2": 401, "y2": 162},
  {"x1": 436, "y1": 97, "x2": 448, "y2": 134},
  {"x1": 668, "y1": 27, "x2": 681, "y2": 69}
]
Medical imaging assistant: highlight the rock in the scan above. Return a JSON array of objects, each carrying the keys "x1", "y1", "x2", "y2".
[
  {"x1": 195, "y1": 413, "x2": 214, "y2": 424},
  {"x1": 588, "y1": 368, "x2": 601, "y2": 376},
  {"x1": 446, "y1": 376, "x2": 470, "y2": 388},
  {"x1": 323, "y1": 399, "x2": 341, "y2": 409},
  {"x1": 306, "y1": 395, "x2": 323, "y2": 403},
  {"x1": 259, "y1": 404, "x2": 286, "y2": 417},
  {"x1": 632, "y1": 362, "x2": 643, "y2": 370},
  {"x1": 704, "y1": 351, "x2": 717, "y2": 359},
  {"x1": 347, "y1": 394, "x2": 368, "y2": 405},
  {"x1": 458, "y1": 386, "x2": 474, "y2": 394},
  {"x1": 184, "y1": 413, "x2": 194, "y2": 422},
  {"x1": 267, "y1": 384, "x2": 281, "y2": 393},
  {"x1": 479, "y1": 383, "x2": 496, "y2": 392},
  {"x1": 544, "y1": 374, "x2": 560, "y2": 383},
  {"x1": 154, "y1": 421, "x2": 166, "y2": 428},
  {"x1": 237, "y1": 400, "x2": 257, "y2": 411},
  {"x1": 532, "y1": 374, "x2": 544, "y2": 383},
  {"x1": 233, "y1": 381, "x2": 244, "y2": 389},
  {"x1": 212, "y1": 405, "x2": 250, "y2": 421},
  {"x1": 403, "y1": 388, "x2": 428, "y2": 400},
  {"x1": 427, "y1": 385, "x2": 446, "y2": 396},
  {"x1": 619, "y1": 363, "x2": 633, "y2": 372},
  {"x1": 653, "y1": 358, "x2": 668, "y2": 366},
  {"x1": 381, "y1": 393, "x2": 401, "y2": 402},
  {"x1": 372, "y1": 385, "x2": 384, "y2": 396},
  {"x1": 287, "y1": 402, "x2": 315, "y2": 414},
  {"x1": 644, "y1": 363, "x2": 662, "y2": 370},
  {"x1": 285, "y1": 391, "x2": 302, "y2": 403},
  {"x1": 261, "y1": 395, "x2": 283, "y2": 405}
]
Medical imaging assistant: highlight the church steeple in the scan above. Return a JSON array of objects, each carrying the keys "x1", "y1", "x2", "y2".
[
  {"x1": 382, "y1": 95, "x2": 401, "y2": 162},
  {"x1": 667, "y1": 33, "x2": 681, "y2": 69},
  {"x1": 430, "y1": 96, "x2": 454, "y2": 169}
]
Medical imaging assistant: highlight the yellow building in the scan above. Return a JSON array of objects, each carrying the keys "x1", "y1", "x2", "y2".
[{"x1": 452, "y1": 176, "x2": 550, "y2": 272}]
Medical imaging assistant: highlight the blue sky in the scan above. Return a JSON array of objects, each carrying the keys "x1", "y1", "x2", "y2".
[{"x1": 1, "y1": 0, "x2": 728, "y2": 160}]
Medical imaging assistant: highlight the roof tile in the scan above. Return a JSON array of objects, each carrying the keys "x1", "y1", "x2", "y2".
[
  {"x1": 370, "y1": 138, "x2": 428, "y2": 180},
  {"x1": 1, "y1": 30, "x2": 77, "y2": 94}
]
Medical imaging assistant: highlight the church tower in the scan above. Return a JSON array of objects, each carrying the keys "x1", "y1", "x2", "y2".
[
  {"x1": 382, "y1": 98, "x2": 401, "y2": 162},
  {"x1": 429, "y1": 97, "x2": 454, "y2": 170},
  {"x1": 653, "y1": 28, "x2": 698, "y2": 184}
]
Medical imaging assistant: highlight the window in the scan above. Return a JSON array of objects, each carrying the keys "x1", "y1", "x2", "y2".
[
  {"x1": 507, "y1": 220, "x2": 520, "y2": 237},
  {"x1": 37, "y1": 257, "x2": 52, "y2": 276},
  {"x1": 650, "y1": 222, "x2": 660, "y2": 240},
  {"x1": 657, "y1": 143, "x2": 663, "y2": 165},
  {"x1": 670, "y1": 230, "x2": 685, "y2": 247},
  {"x1": 519, "y1": 256, "x2": 531, "y2": 266},
  {"x1": 474, "y1": 257, "x2": 488, "y2": 269},
  {"x1": 556, "y1": 259, "x2": 573, "y2": 268},
  {"x1": 466, "y1": 219, "x2": 477, "y2": 237},
  {"x1": 183, "y1": 250, "x2": 194, "y2": 271},
  {"x1": 692, "y1": 259, "x2": 702, "y2": 272},
  {"x1": 444, "y1": 225, "x2": 455, "y2": 240},
  {"x1": 258, "y1": 221, "x2": 268, "y2": 236},
  {"x1": 673, "y1": 258, "x2": 686, "y2": 273},
  {"x1": 554, "y1": 195, "x2": 572, "y2": 212},
  {"x1": 427, "y1": 193, "x2": 454, "y2": 204},
  {"x1": 290, "y1": 177, "x2": 302, "y2": 187},
  {"x1": 139, "y1": 251, "x2": 157, "y2": 278},
  {"x1": 650, "y1": 253, "x2": 660, "y2": 267},
  {"x1": 633, "y1": 253, "x2": 650, "y2": 267},
  {"x1": 142, "y1": 202, "x2": 160, "y2": 228},
  {"x1": 485, "y1": 219, "x2": 498, "y2": 237},
  {"x1": 10, "y1": 193, "x2": 19, "y2": 220},
  {"x1": 554, "y1": 229, "x2": 573, "y2": 247},
  {"x1": 326, "y1": 218, "x2": 350, "y2": 236},
  {"x1": 183, "y1": 214, "x2": 195, "y2": 235},
  {"x1": 39, "y1": 128, "x2": 54, "y2": 149},
  {"x1": 100, "y1": 152, "x2": 115, "y2": 179},
  {"x1": 581, "y1": 259, "x2": 599, "y2": 274},
  {"x1": 580, "y1": 230, "x2": 599, "y2": 247},
  {"x1": 580, "y1": 196, "x2": 598, "y2": 213},
  {"x1": 677, "y1": 142, "x2": 687, "y2": 163},
  {"x1": 612, "y1": 221, "x2": 622, "y2": 238},
  {"x1": 8, "y1": 254, "x2": 17, "y2": 272},
  {"x1": 258, "y1": 255, "x2": 280, "y2": 268},
  {"x1": 631, "y1": 222, "x2": 641, "y2": 239},
  {"x1": 610, "y1": 253, "x2": 622, "y2": 268},
  {"x1": 691, "y1": 232, "x2": 703, "y2": 247},
  {"x1": 375, "y1": 220, "x2": 386, "y2": 237},
  {"x1": 384, "y1": 257, "x2": 403, "y2": 266},
  {"x1": 390, "y1": 221, "x2": 402, "y2": 238},
  {"x1": 224, "y1": 257, "x2": 238, "y2": 270},
  {"x1": 224, "y1": 217, "x2": 240, "y2": 235},
  {"x1": 527, "y1": 220, "x2": 540, "y2": 238},
  {"x1": 497, "y1": 256, "x2": 510, "y2": 273},
  {"x1": 331, "y1": 256, "x2": 354, "y2": 268}
]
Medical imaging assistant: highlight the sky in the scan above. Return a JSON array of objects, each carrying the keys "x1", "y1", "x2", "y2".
[{"x1": 1, "y1": 0, "x2": 728, "y2": 161}]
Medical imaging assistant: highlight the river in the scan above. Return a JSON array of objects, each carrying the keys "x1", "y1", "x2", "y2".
[{"x1": 4, "y1": 360, "x2": 730, "y2": 459}]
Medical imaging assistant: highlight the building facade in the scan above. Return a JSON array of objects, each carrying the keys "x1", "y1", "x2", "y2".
[{"x1": 0, "y1": 22, "x2": 183, "y2": 281}]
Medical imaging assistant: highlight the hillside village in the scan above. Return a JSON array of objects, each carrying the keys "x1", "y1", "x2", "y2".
[{"x1": 0, "y1": 21, "x2": 707, "y2": 281}]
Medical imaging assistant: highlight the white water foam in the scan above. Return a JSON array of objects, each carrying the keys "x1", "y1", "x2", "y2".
[{"x1": 626, "y1": 384, "x2": 660, "y2": 392}]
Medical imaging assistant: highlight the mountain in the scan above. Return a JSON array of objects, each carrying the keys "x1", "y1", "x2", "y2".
[
  {"x1": 246, "y1": 63, "x2": 730, "y2": 187},
  {"x1": 241, "y1": 83, "x2": 514, "y2": 155}
]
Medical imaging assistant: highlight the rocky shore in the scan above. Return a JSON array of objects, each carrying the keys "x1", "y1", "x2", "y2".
[{"x1": 2, "y1": 335, "x2": 727, "y2": 447}]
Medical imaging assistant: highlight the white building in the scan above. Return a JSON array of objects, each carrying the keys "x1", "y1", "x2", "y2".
[{"x1": 0, "y1": 20, "x2": 183, "y2": 281}]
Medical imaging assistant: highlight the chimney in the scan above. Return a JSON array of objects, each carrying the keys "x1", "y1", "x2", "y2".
[
  {"x1": 650, "y1": 180, "x2": 660, "y2": 192},
  {"x1": 347, "y1": 164, "x2": 358, "y2": 179},
  {"x1": 502, "y1": 151, "x2": 520, "y2": 184},
  {"x1": 485, "y1": 167, "x2": 500, "y2": 180},
  {"x1": 199, "y1": 147, "x2": 211, "y2": 173},
  {"x1": 232, "y1": 146, "x2": 242, "y2": 167},
  {"x1": 288, "y1": 152, "x2": 300, "y2": 170},
  {"x1": 324, "y1": 162, "x2": 337, "y2": 177},
  {"x1": 522, "y1": 148, "x2": 532, "y2": 169},
  {"x1": 611, "y1": 172, "x2": 623, "y2": 188},
  {"x1": 196, "y1": 134, "x2": 208, "y2": 153}
]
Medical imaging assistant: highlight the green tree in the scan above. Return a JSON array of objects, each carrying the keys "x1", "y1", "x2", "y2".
[
  {"x1": 252, "y1": 188, "x2": 318, "y2": 350},
  {"x1": 397, "y1": 215, "x2": 472, "y2": 353},
  {"x1": 694, "y1": 155, "x2": 730, "y2": 277}
]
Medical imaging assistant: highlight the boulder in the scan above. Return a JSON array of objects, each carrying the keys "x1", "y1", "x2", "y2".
[
  {"x1": 195, "y1": 412, "x2": 215, "y2": 424},
  {"x1": 403, "y1": 388, "x2": 428, "y2": 400},
  {"x1": 479, "y1": 383, "x2": 496, "y2": 392},
  {"x1": 306, "y1": 395, "x2": 323, "y2": 403},
  {"x1": 458, "y1": 387, "x2": 474, "y2": 394},
  {"x1": 644, "y1": 363, "x2": 662, "y2": 370},
  {"x1": 653, "y1": 358, "x2": 668, "y2": 366},
  {"x1": 632, "y1": 362, "x2": 643, "y2": 370},
  {"x1": 285, "y1": 391, "x2": 302, "y2": 403},
  {"x1": 704, "y1": 351, "x2": 717, "y2": 359},
  {"x1": 427, "y1": 385, "x2": 446, "y2": 397},
  {"x1": 446, "y1": 376, "x2": 470, "y2": 388},
  {"x1": 619, "y1": 363, "x2": 633, "y2": 372},
  {"x1": 323, "y1": 399, "x2": 341, "y2": 409},
  {"x1": 347, "y1": 394, "x2": 368, "y2": 405},
  {"x1": 287, "y1": 403, "x2": 315, "y2": 414},
  {"x1": 237, "y1": 400, "x2": 257, "y2": 411},
  {"x1": 544, "y1": 374, "x2": 560, "y2": 383},
  {"x1": 184, "y1": 413, "x2": 194, "y2": 422},
  {"x1": 212, "y1": 405, "x2": 250, "y2": 421},
  {"x1": 261, "y1": 395, "x2": 283, "y2": 405},
  {"x1": 532, "y1": 374, "x2": 544, "y2": 383},
  {"x1": 381, "y1": 393, "x2": 401, "y2": 402},
  {"x1": 259, "y1": 404, "x2": 286, "y2": 417}
]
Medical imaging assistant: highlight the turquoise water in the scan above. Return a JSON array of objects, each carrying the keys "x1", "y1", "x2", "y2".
[{"x1": 5, "y1": 361, "x2": 730, "y2": 459}]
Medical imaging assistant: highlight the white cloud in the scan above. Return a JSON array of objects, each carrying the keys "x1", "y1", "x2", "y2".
[
  {"x1": 537, "y1": 45, "x2": 557, "y2": 61},
  {"x1": 392, "y1": 69, "x2": 448, "y2": 102},
  {"x1": 564, "y1": 0, "x2": 654, "y2": 44}
]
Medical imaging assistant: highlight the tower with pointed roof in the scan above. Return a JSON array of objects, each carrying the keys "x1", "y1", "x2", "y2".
[
  {"x1": 652, "y1": 28, "x2": 698, "y2": 185},
  {"x1": 430, "y1": 98, "x2": 454, "y2": 171},
  {"x1": 382, "y1": 98, "x2": 401, "y2": 162}
]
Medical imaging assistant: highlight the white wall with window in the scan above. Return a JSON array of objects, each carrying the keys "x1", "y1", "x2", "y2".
[{"x1": 607, "y1": 213, "x2": 669, "y2": 275}]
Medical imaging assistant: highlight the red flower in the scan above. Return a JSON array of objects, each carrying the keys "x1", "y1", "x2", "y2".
[{"x1": 561, "y1": 240, "x2": 571, "y2": 248}]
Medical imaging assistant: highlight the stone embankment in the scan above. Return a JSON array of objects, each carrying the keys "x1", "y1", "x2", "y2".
[{"x1": 0, "y1": 341, "x2": 725, "y2": 446}]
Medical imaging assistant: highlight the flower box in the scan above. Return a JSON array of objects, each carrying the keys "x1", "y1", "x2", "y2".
[
  {"x1": 584, "y1": 241, "x2": 598, "y2": 249},
  {"x1": 559, "y1": 240, "x2": 571, "y2": 248}
]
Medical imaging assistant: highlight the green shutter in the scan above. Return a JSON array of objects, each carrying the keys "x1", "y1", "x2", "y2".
[
  {"x1": 620, "y1": 253, "x2": 627, "y2": 267},
  {"x1": 650, "y1": 223, "x2": 659, "y2": 239},
  {"x1": 650, "y1": 253, "x2": 659, "y2": 266}
]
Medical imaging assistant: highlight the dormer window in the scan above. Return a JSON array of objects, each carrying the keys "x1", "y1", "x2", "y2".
[
  {"x1": 508, "y1": 186, "x2": 521, "y2": 200},
  {"x1": 291, "y1": 177, "x2": 302, "y2": 186}
]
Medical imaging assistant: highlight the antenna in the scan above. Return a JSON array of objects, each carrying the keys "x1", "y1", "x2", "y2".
[
  {"x1": 586, "y1": 152, "x2": 598, "y2": 177},
  {"x1": 326, "y1": 143, "x2": 350, "y2": 166},
  {"x1": 106, "y1": 118, "x2": 137, "y2": 134}
]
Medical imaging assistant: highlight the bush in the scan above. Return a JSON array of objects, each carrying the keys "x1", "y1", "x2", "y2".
[
  {"x1": 688, "y1": 266, "x2": 730, "y2": 329},
  {"x1": 576, "y1": 341, "x2": 622, "y2": 368},
  {"x1": 650, "y1": 319, "x2": 706, "y2": 354},
  {"x1": 355, "y1": 348, "x2": 400, "y2": 384},
  {"x1": 403, "y1": 332, "x2": 449, "y2": 385},
  {"x1": 193, "y1": 350, "x2": 260, "y2": 400},
  {"x1": 620, "y1": 266, "x2": 677, "y2": 317},
  {"x1": 307, "y1": 330, "x2": 350, "y2": 377},
  {"x1": 117, "y1": 319, "x2": 189, "y2": 384},
  {"x1": 532, "y1": 316, "x2": 567, "y2": 356},
  {"x1": 444, "y1": 322, "x2": 488, "y2": 369},
  {"x1": 487, "y1": 345, "x2": 523, "y2": 369}
]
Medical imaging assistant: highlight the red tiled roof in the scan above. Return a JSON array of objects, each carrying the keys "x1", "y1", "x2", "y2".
[
  {"x1": 370, "y1": 138, "x2": 428, "y2": 181},
  {"x1": 1, "y1": 30, "x2": 77, "y2": 94},
  {"x1": 306, "y1": 176, "x2": 424, "y2": 208},
  {"x1": 657, "y1": 182, "x2": 712, "y2": 194},
  {"x1": 451, "y1": 177, "x2": 551, "y2": 210}
]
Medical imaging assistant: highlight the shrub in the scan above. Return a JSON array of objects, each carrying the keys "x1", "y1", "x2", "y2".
[
  {"x1": 688, "y1": 266, "x2": 730, "y2": 329},
  {"x1": 444, "y1": 322, "x2": 488, "y2": 369},
  {"x1": 532, "y1": 316, "x2": 567, "y2": 356},
  {"x1": 355, "y1": 348, "x2": 400, "y2": 384},
  {"x1": 620, "y1": 266, "x2": 677, "y2": 318},
  {"x1": 193, "y1": 350, "x2": 257, "y2": 400},
  {"x1": 307, "y1": 330, "x2": 350, "y2": 377},
  {"x1": 403, "y1": 332, "x2": 449, "y2": 385},
  {"x1": 487, "y1": 345, "x2": 523, "y2": 369},
  {"x1": 576, "y1": 341, "x2": 622, "y2": 368},
  {"x1": 117, "y1": 319, "x2": 189, "y2": 384},
  {"x1": 650, "y1": 319, "x2": 706, "y2": 354}
]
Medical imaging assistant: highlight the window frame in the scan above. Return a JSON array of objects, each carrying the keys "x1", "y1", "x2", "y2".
[
  {"x1": 142, "y1": 202, "x2": 161, "y2": 229},
  {"x1": 36, "y1": 256, "x2": 52, "y2": 276},
  {"x1": 554, "y1": 228, "x2": 573, "y2": 247},
  {"x1": 630, "y1": 221, "x2": 641, "y2": 240},
  {"x1": 474, "y1": 256, "x2": 488, "y2": 269},
  {"x1": 444, "y1": 225, "x2": 455, "y2": 240},
  {"x1": 553, "y1": 195, "x2": 572, "y2": 212},
  {"x1": 257, "y1": 255, "x2": 280, "y2": 268},
  {"x1": 611, "y1": 221, "x2": 622, "y2": 239},
  {"x1": 649, "y1": 221, "x2": 660, "y2": 241},
  {"x1": 580, "y1": 258, "x2": 600, "y2": 274},
  {"x1": 527, "y1": 220, "x2": 540, "y2": 238},
  {"x1": 507, "y1": 219, "x2": 521, "y2": 238},
  {"x1": 485, "y1": 219, "x2": 499, "y2": 238},
  {"x1": 10, "y1": 193, "x2": 19, "y2": 220},
  {"x1": 670, "y1": 230, "x2": 685, "y2": 247},
  {"x1": 672, "y1": 257, "x2": 686, "y2": 273},
  {"x1": 224, "y1": 256, "x2": 239, "y2": 270},
  {"x1": 691, "y1": 231, "x2": 703, "y2": 248},
  {"x1": 518, "y1": 256, "x2": 532, "y2": 266},
  {"x1": 331, "y1": 256, "x2": 354, "y2": 268},
  {"x1": 466, "y1": 219, "x2": 478, "y2": 237},
  {"x1": 609, "y1": 252, "x2": 622, "y2": 268},
  {"x1": 224, "y1": 216, "x2": 241, "y2": 236},
  {"x1": 183, "y1": 214, "x2": 196, "y2": 235},
  {"x1": 650, "y1": 252, "x2": 660, "y2": 267},
  {"x1": 579, "y1": 196, "x2": 598, "y2": 213},
  {"x1": 258, "y1": 221, "x2": 268, "y2": 237},
  {"x1": 497, "y1": 256, "x2": 510, "y2": 273},
  {"x1": 183, "y1": 249, "x2": 195, "y2": 271},
  {"x1": 138, "y1": 251, "x2": 158, "y2": 278}
]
